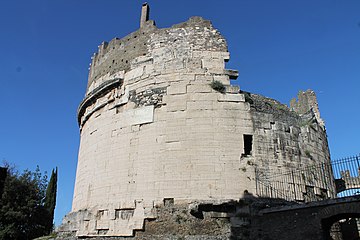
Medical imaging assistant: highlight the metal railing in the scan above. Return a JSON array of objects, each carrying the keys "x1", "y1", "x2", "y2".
[
  {"x1": 332, "y1": 155, "x2": 360, "y2": 196},
  {"x1": 255, "y1": 154, "x2": 360, "y2": 202}
]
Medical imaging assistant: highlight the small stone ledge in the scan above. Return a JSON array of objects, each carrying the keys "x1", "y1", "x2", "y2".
[
  {"x1": 224, "y1": 69, "x2": 238, "y2": 80},
  {"x1": 225, "y1": 85, "x2": 240, "y2": 93},
  {"x1": 217, "y1": 93, "x2": 245, "y2": 103}
]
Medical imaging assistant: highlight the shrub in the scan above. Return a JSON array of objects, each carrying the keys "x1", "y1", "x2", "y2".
[{"x1": 210, "y1": 80, "x2": 225, "y2": 93}]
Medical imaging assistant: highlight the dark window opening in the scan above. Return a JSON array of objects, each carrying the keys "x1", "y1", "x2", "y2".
[
  {"x1": 163, "y1": 198, "x2": 174, "y2": 207},
  {"x1": 243, "y1": 134, "x2": 253, "y2": 156}
]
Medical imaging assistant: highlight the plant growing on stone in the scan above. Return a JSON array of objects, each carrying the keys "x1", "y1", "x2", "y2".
[
  {"x1": 305, "y1": 150, "x2": 313, "y2": 159},
  {"x1": 210, "y1": 80, "x2": 225, "y2": 93},
  {"x1": 274, "y1": 103, "x2": 288, "y2": 111},
  {"x1": 241, "y1": 91, "x2": 253, "y2": 104}
]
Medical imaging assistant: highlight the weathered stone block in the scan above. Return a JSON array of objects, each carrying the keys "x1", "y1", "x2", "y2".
[
  {"x1": 114, "y1": 105, "x2": 154, "y2": 128},
  {"x1": 187, "y1": 100, "x2": 214, "y2": 110},
  {"x1": 202, "y1": 58, "x2": 222, "y2": 69},
  {"x1": 218, "y1": 93, "x2": 245, "y2": 102},
  {"x1": 125, "y1": 66, "x2": 144, "y2": 81},
  {"x1": 167, "y1": 83, "x2": 187, "y2": 95},
  {"x1": 213, "y1": 75, "x2": 230, "y2": 85},
  {"x1": 187, "y1": 84, "x2": 212, "y2": 93},
  {"x1": 195, "y1": 74, "x2": 214, "y2": 82},
  {"x1": 166, "y1": 94, "x2": 187, "y2": 112}
]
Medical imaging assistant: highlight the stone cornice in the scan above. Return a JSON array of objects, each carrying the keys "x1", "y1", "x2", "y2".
[{"x1": 77, "y1": 78, "x2": 123, "y2": 126}]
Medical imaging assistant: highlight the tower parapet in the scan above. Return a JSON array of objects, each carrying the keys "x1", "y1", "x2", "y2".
[{"x1": 87, "y1": 19, "x2": 156, "y2": 92}]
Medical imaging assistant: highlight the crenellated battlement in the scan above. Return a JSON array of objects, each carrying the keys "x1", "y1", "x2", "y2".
[
  {"x1": 87, "y1": 13, "x2": 227, "y2": 95},
  {"x1": 88, "y1": 20, "x2": 156, "y2": 89}
]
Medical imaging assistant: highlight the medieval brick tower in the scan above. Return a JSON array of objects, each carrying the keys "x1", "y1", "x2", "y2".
[{"x1": 60, "y1": 4, "x2": 333, "y2": 238}]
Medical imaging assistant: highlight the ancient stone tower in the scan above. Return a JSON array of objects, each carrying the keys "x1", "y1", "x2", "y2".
[{"x1": 60, "y1": 3, "x2": 333, "y2": 238}]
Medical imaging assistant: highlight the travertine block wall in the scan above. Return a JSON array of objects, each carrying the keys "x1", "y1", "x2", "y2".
[
  {"x1": 67, "y1": 17, "x2": 255, "y2": 237},
  {"x1": 62, "y1": 15, "x2": 332, "y2": 237},
  {"x1": 248, "y1": 94, "x2": 334, "y2": 201}
]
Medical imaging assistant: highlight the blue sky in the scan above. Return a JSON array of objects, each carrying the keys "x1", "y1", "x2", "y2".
[{"x1": 0, "y1": 0, "x2": 359, "y2": 226}]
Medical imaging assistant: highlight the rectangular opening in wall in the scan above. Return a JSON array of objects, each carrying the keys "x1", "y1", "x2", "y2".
[
  {"x1": 163, "y1": 198, "x2": 174, "y2": 207},
  {"x1": 243, "y1": 134, "x2": 253, "y2": 156}
]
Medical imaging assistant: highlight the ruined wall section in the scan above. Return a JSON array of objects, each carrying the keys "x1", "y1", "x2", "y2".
[
  {"x1": 246, "y1": 93, "x2": 333, "y2": 201},
  {"x1": 290, "y1": 89, "x2": 325, "y2": 128}
]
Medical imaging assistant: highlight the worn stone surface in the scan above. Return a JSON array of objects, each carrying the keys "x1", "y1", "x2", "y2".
[
  {"x1": 61, "y1": 4, "x2": 333, "y2": 238},
  {"x1": 290, "y1": 89, "x2": 325, "y2": 127}
]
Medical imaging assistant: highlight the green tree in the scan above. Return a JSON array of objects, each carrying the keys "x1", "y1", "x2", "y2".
[
  {"x1": 44, "y1": 167, "x2": 57, "y2": 233},
  {"x1": 0, "y1": 165, "x2": 57, "y2": 240}
]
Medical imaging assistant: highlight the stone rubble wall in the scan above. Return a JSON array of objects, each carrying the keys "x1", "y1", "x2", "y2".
[{"x1": 58, "y1": 202, "x2": 232, "y2": 240}]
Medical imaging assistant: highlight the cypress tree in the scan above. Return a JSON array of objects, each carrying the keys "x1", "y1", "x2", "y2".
[
  {"x1": 44, "y1": 167, "x2": 57, "y2": 233},
  {"x1": 0, "y1": 167, "x2": 7, "y2": 197}
]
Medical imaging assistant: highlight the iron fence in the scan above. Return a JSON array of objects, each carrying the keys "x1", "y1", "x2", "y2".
[
  {"x1": 255, "y1": 154, "x2": 360, "y2": 202},
  {"x1": 332, "y1": 155, "x2": 360, "y2": 196}
]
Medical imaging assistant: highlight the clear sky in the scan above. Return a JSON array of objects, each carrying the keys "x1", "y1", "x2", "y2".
[{"x1": 0, "y1": 0, "x2": 359, "y2": 226}]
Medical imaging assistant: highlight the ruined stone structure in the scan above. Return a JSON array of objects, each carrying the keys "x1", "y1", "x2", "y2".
[{"x1": 60, "y1": 4, "x2": 334, "y2": 238}]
